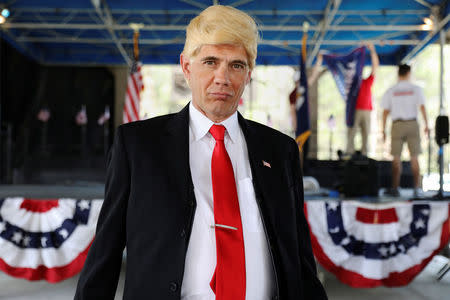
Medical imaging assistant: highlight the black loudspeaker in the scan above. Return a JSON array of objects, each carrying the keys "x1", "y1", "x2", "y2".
[
  {"x1": 435, "y1": 115, "x2": 449, "y2": 146},
  {"x1": 342, "y1": 153, "x2": 379, "y2": 197}
]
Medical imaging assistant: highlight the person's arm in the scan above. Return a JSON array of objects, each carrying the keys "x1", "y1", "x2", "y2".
[
  {"x1": 420, "y1": 104, "x2": 429, "y2": 137},
  {"x1": 290, "y1": 103, "x2": 298, "y2": 133},
  {"x1": 382, "y1": 109, "x2": 390, "y2": 142},
  {"x1": 308, "y1": 53, "x2": 323, "y2": 87},
  {"x1": 367, "y1": 42, "x2": 379, "y2": 76},
  {"x1": 74, "y1": 126, "x2": 130, "y2": 300}
]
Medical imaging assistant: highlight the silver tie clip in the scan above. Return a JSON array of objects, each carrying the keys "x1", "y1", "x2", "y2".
[{"x1": 210, "y1": 224, "x2": 238, "y2": 231}]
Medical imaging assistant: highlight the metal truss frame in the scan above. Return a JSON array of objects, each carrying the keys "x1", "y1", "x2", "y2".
[{"x1": 0, "y1": 0, "x2": 447, "y2": 65}]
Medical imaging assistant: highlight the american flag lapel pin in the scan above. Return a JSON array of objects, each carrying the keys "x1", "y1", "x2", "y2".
[{"x1": 262, "y1": 160, "x2": 271, "y2": 168}]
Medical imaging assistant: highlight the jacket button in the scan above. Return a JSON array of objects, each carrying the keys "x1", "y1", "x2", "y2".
[
  {"x1": 169, "y1": 282, "x2": 178, "y2": 292},
  {"x1": 180, "y1": 229, "x2": 186, "y2": 238},
  {"x1": 272, "y1": 296, "x2": 279, "y2": 300}
]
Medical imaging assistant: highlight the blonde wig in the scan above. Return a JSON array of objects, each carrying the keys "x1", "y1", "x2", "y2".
[{"x1": 182, "y1": 5, "x2": 259, "y2": 70}]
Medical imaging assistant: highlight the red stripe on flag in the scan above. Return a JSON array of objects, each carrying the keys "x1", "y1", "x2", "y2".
[
  {"x1": 123, "y1": 62, "x2": 144, "y2": 124},
  {"x1": 20, "y1": 199, "x2": 59, "y2": 213},
  {"x1": 126, "y1": 89, "x2": 139, "y2": 120},
  {"x1": 123, "y1": 106, "x2": 132, "y2": 124},
  {"x1": 355, "y1": 207, "x2": 399, "y2": 224}
]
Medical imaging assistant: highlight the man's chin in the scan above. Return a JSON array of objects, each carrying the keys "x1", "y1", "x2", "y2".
[{"x1": 207, "y1": 104, "x2": 236, "y2": 122}]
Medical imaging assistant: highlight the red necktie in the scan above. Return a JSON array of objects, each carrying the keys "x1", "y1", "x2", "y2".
[{"x1": 209, "y1": 124, "x2": 246, "y2": 300}]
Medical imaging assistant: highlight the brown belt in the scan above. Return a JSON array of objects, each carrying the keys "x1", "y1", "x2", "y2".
[{"x1": 393, "y1": 119, "x2": 416, "y2": 123}]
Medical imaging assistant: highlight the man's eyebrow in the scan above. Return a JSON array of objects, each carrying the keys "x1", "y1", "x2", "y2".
[
  {"x1": 200, "y1": 56, "x2": 247, "y2": 66},
  {"x1": 200, "y1": 56, "x2": 219, "y2": 62},
  {"x1": 230, "y1": 60, "x2": 248, "y2": 66}
]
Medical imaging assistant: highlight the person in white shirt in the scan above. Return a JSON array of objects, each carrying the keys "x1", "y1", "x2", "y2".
[
  {"x1": 381, "y1": 64, "x2": 429, "y2": 197},
  {"x1": 75, "y1": 5, "x2": 327, "y2": 300}
]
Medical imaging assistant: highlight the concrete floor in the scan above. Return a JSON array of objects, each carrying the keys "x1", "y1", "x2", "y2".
[
  {"x1": 0, "y1": 256, "x2": 449, "y2": 300},
  {"x1": 1, "y1": 185, "x2": 449, "y2": 299},
  {"x1": 0, "y1": 184, "x2": 105, "y2": 199}
]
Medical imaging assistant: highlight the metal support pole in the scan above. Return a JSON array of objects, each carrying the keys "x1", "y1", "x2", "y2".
[
  {"x1": 103, "y1": 122, "x2": 109, "y2": 158},
  {"x1": 6, "y1": 124, "x2": 12, "y2": 183},
  {"x1": 438, "y1": 146, "x2": 444, "y2": 197},
  {"x1": 329, "y1": 131, "x2": 333, "y2": 160},
  {"x1": 81, "y1": 125, "x2": 87, "y2": 159},
  {"x1": 434, "y1": 29, "x2": 446, "y2": 199},
  {"x1": 440, "y1": 30, "x2": 444, "y2": 111},
  {"x1": 41, "y1": 122, "x2": 49, "y2": 157},
  {"x1": 0, "y1": 32, "x2": 3, "y2": 183},
  {"x1": 428, "y1": 135, "x2": 431, "y2": 175}
]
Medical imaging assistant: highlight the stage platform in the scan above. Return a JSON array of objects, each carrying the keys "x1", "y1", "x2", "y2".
[
  {"x1": 0, "y1": 184, "x2": 443, "y2": 202},
  {"x1": 0, "y1": 185, "x2": 448, "y2": 299},
  {"x1": 0, "y1": 184, "x2": 104, "y2": 199},
  {"x1": 305, "y1": 188, "x2": 442, "y2": 202},
  {"x1": 0, "y1": 255, "x2": 448, "y2": 300}
]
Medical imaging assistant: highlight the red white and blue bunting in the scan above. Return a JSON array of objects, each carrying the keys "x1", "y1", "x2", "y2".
[
  {"x1": 305, "y1": 200, "x2": 450, "y2": 287},
  {"x1": 0, "y1": 198, "x2": 102, "y2": 282}
]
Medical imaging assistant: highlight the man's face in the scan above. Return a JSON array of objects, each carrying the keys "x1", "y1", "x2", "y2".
[{"x1": 180, "y1": 44, "x2": 252, "y2": 123}]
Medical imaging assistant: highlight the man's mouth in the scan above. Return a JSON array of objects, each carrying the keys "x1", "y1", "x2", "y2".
[{"x1": 209, "y1": 92, "x2": 232, "y2": 100}]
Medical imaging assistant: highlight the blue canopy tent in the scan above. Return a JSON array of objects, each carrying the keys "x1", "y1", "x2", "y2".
[
  {"x1": 0, "y1": 0, "x2": 448, "y2": 66},
  {"x1": 0, "y1": 0, "x2": 449, "y2": 185}
]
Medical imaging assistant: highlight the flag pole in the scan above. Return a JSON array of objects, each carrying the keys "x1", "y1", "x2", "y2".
[
  {"x1": 123, "y1": 23, "x2": 144, "y2": 124},
  {"x1": 297, "y1": 22, "x2": 310, "y2": 169},
  {"x1": 302, "y1": 21, "x2": 309, "y2": 61},
  {"x1": 129, "y1": 23, "x2": 144, "y2": 61}
]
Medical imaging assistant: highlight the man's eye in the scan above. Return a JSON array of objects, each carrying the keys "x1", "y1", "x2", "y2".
[
  {"x1": 232, "y1": 64, "x2": 244, "y2": 69},
  {"x1": 204, "y1": 60, "x2": 215, "y2": 65}
]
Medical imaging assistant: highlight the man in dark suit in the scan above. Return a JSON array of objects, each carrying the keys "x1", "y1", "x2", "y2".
[{"x1": 75, "y1": 5, "x2": 327, "y2": 300}]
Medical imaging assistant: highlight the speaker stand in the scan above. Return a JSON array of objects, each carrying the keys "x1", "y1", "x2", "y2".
[{"x1": 431, "y1": 145, "x2": 450, "y2": 200}]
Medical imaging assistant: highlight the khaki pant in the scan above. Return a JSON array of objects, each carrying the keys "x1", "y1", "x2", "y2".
[
  {"x1": 391, "y1": 120, "x2": 421, "y2": 156},
  {"x1": 347, "y1": 109, "x2": 371, "y2": 155}
]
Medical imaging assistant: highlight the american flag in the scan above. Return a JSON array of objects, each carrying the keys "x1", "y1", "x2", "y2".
[
  {"x1": 123, "y1": 60, "x2": 144, "y2": 124},
  {"x1": 75, "y1": 105, "x2": 88, "y2": 126}
]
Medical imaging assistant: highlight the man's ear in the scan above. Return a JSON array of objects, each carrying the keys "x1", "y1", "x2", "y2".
[{"x1": 180, "y1": 54, "x2": 191, "y2": 81}]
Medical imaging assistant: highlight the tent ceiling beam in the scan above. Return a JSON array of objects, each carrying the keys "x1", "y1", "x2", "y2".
[
  {"x1": 179, "y1": 0, "x2": 207, "y2": 9},
  {"x1": 307, "y1": 0, "x2": 342, "y2": 66},
  {"x1": 401, "y1": 13, "x2": 450, "y2": 63},
  {"x1": 3, "y1": 23, "x2": 431, "y2": 32},
  {"x1": 1, "y1": 1, "x2": 444, "y2": 66},
  {"x1": 16, "y1": 36, "x2": 420, "y2": 46},
  {"x1": 229, "y1": 0, "x2": 255, "y2": 8},
  {"x1": 413, "y1": 0, "x2": 433, "y2": 9},
  {"x1": 11, "y1": 8, "x2": 429, "y2": 16},
  {"x1": 91, "y1": 0, "x2": 131, "y2": 65}
]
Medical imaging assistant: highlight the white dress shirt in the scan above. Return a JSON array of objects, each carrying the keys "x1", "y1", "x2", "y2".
[{"x1": 180, "y1": 103, "x2": 275, "y2": 300}]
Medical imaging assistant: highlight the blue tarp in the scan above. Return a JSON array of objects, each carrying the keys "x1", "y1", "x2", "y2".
[{"x1": 0, "y1": 0, "x2": 448, "y2": 66}]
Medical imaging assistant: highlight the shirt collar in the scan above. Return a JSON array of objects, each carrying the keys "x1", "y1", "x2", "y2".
[{"x1": 189, "y1": 102, "x2": 239, "y2": 143}]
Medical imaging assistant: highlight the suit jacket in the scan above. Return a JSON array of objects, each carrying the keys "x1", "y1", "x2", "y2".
[{"x1": 74, "y1": 104, "x2": 327, "y2": 300}]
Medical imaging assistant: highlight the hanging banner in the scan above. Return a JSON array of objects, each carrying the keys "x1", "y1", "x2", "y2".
[
  {"x1": 0, "y1": 198, "x2": 102, "y2": 283},
  {"x1": 294, "y1": 32, "x2": 311, "y2": 149},
  {"x1": 305, "y1": 200, "x2": 450, "y2": 287},
  {"x1": 323, "y1": 47, "x2": 365, "y2": 127}
]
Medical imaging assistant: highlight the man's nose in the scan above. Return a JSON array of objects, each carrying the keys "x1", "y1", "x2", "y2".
[{"x1": 214, "y1": 64, "x2": 231, "y2": 85}]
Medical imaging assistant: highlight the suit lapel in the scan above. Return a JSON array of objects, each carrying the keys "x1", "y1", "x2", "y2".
[
  {"x1": 238, "y1": 114, "x2": 279, "y2": 205},
  {"x1": 165, "y1": 104, "x2": 196, "y2": 209}
]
